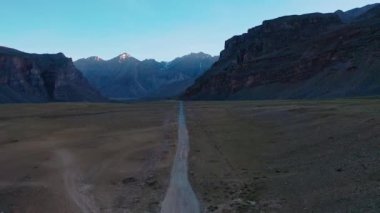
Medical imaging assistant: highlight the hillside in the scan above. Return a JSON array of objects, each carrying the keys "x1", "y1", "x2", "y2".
[
  {"x1": 0, "y1": 47, "x2": 105, "y2": 103},
  {"x1": 183, "y1": 4, "x2": 380, "y2": 100}
]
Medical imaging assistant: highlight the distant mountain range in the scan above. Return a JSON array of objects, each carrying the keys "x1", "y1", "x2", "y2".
[
  {"x1": 183, "y1": 4, "x2": 380, "y2": 100},
  {"x1": 0, "y1": 46, "x2": 104, "y2": 103},
  {"x1": 1, "y1": 4, "x2": 379, "y2": 103},
  {"x1": 75, "y1": 52, "x2": 218, "y2": 100}
]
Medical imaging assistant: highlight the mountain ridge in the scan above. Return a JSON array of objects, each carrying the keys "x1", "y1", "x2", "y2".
[
  {"x1": 75, "y1": 52, "x2": 218, "y2": 99},
  {"x1": 0, "y1": 46, "x2": 105, "y2": 103},
  {"x1": 183, "y1": 4, "x2": 380, "y2": 100}
]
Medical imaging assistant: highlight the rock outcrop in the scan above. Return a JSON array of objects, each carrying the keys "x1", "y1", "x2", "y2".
[
  {"x1": 0, "y1": 47, "x2": 105, "y2": 103},
  {"x1": 183, "y1": 4, "x2": 380, "y2": 100}
]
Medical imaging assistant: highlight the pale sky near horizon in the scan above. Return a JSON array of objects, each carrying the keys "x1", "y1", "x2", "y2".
[{"x1": 1, "y1": 0, "x2": 379, "y2": 61}]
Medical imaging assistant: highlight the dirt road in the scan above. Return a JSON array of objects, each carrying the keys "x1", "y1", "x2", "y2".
[{"x1": 161, "y1": 102, "x2": 200, "y2": 213}]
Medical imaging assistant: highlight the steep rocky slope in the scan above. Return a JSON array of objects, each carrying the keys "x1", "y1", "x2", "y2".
[
  {"x1": 183, "y1": 4, "x2": 380, "y2": 100},
  {"x1": 0, "y1": 47, "x2": 104, "y2": 103},
  {"x1": 75, "y1": 53, "x2": 218, "y2": 100}
]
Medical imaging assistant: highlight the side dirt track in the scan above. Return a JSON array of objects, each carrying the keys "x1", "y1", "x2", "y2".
[
  {"x1": 0, "y1": 102, "x2": 178, "y2": 213},
  {"x1": 186, "y1": 99, "x2": 380, "y2": 213}
]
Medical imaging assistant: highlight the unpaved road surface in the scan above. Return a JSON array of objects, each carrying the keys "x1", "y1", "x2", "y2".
[
  {"x1": 56, "y1": 150, "x2": 100, "y2": 213},
  {"x1": 161, "y1": 102, "x2": 200, "y2": 213}
]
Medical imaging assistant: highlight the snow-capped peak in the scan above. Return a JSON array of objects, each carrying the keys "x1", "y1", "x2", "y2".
[{"x1": 119, "y1": 52, "x2": 130, "y2": 61}]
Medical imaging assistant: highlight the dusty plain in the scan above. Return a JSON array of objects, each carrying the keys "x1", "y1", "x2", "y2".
[
  {"x1": 1, "y1": 99, "x2": 380, "y2": 213},
  {"x1": 186, "y1": 99, "x2": 380, "y2": 212},
  {"x1": 0, "y1": 102, "x2": 178, "y2": 213}
]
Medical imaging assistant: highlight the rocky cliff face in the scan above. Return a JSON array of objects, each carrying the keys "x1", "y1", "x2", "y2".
[
  {"x1": 183, "y1": 4, "x2": 380, "y2": 100},
  {"x1": 0, "y1": 47, "x2": 105, "y2": 103},
  {"x1": 75, "y1": 52, "x2": 218, "y2": 100}
]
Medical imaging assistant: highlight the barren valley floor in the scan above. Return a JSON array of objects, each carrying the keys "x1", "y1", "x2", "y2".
[
  {"x1": 186, "y1": 100, "x2": 380, "y2": 212},
  {"x1": 0, "y1": 102, "x2": 178, "y2": 213},
  {"x1": 0, "y1": 100, "x2": 379, "y2": 213}
]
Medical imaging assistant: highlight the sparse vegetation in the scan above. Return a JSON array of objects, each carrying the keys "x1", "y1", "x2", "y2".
[
  {"x1": 186, "y1": 100, "x2": 380, "y2": 212},
  {"x1": 0, "y1": 102, "x2": 177, "y2": 212}
]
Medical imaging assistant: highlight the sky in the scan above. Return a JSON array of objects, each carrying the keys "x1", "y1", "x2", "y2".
[{"x1": 1, "y1": 0, "x2": 379, "y2": 61}]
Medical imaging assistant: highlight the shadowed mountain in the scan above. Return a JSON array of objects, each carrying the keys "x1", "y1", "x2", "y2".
[
  {"x1": 75, "y1": 52, "x2": 218, "y2": 100},
  {"x1": 183, "y1": 4, "x2": 380, "y2": 100},
  {"x1": 0, "y1": 47, "x2": 105, "y2": 103},
  {"x1": 336, "y1": 3, "x2": 380, "y2": 23}
]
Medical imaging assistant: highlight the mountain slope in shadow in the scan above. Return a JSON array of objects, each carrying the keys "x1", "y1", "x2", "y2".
[
  {"x1": 183, "y1": 4, "x2": 380, "y2": 100},
  {"x1": 0, "y1": 47, "x2": 105, "y2": 103}
]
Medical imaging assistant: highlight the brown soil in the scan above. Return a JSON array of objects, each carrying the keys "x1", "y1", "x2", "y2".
[
  {"x1": 0, "y1": 102, "x2": 178, "y2": 213},
  {"x1": 186, "y1": 100, "x2": 380, "y2": 213}
]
